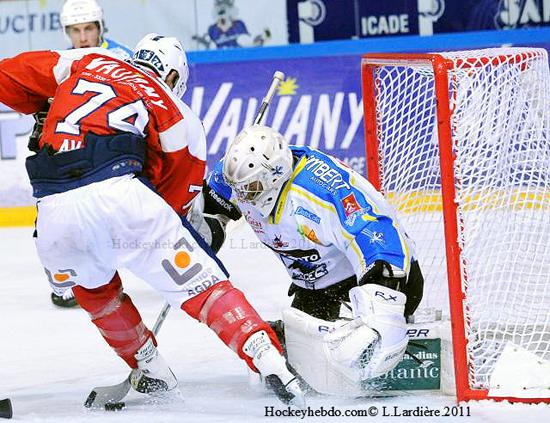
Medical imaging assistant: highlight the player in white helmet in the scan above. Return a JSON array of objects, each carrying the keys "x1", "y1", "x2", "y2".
[
  {"x1": 132, "y1": 34, "x2": 189, "y2": 99},
  {"x1": 45, "y1": 1, "x2": 132, "y2": 307},
  {"x1": 60, "y1": 0, "x2": 132, "y2": 58},
  {"x1": 187, "y1": 124, "x2": 424, "y2": 395}
]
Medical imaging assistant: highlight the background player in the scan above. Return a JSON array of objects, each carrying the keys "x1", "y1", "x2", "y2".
[
  {"x1": 0, "y1": 36, "x2": 304, "y2": 408},
  {"x1": 39, "y1": 0, "x2": 132, "y2": 307},
  {"x1": 187, "y1": 124, "x2": 424, "y2": 391},
  {"x1": 60, "y1": 0, "x2": 132, "y2": 58}
]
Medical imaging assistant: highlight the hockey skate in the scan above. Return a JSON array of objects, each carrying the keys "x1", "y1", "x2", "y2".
[
  {"x1": 243, "y1": 330, "x2": 306, "y2": 408},
  {"x1": 130, "y1": 338, "x2": 178, "y2": 395},
  {"x1": 51, "y1": 288, "x2": 78, "y2": 308}
]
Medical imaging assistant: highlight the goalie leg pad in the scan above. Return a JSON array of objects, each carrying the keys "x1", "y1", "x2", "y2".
[
  {"x1": 323, "y1": 319, "x2": 380, "y2": 375},
  {"x1": 73, "y1": 272, "x2": 154, "y2": 368},
  {"x1": 349, "y1": 284, "x2": 408, "y2": 378},
  {"x1": 182, "y1": 280, "x2": 282, "y2": 370},
  {"x1": 282, "y1": 307, "x2": 367, "y2": 396}
]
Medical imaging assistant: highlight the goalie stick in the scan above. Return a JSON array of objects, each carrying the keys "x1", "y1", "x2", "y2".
[
  {"x1": 84, "y1": 302, "x2": 171, "y2": 409},
  {"x1": 254, "y1": 71, "x2": 285, "y2": 125}
]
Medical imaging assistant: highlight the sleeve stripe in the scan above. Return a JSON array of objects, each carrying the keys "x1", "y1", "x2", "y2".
[
  {"x1": 271, "y1": 156, "x2": 308, "y2": 224},
  {"x1": 159, "y1": 119, "x2": 188, "y2": 153}
]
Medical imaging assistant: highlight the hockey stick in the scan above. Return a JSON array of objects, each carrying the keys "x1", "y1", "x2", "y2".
[
  {"x1": 253, "y1": 71, "x2": 285, "y2": 125},
  {"x1": 0, "y1": 398, "x2": 12, "y2": 419},
  {"x1": 84, "y1": 302, "x2": 171, "y2": 409}
]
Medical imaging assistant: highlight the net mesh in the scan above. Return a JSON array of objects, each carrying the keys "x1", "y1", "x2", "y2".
[{"x1": 364, "y1": 48, "x2": 550, "y2": 391}]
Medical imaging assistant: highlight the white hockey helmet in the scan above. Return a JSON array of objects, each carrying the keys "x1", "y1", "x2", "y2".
[
  {"x1": 60, "y1": 0, "x2": 105, "y2": 40},
  {"x1": 133, "y1": 33, "x2": 189, "y2": 98},
  {"x1": 223, "y1": 125, "x2": 294, "y2": 217}
]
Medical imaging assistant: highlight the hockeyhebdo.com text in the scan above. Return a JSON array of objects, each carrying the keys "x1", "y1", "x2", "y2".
[{"x1": 264, "y1": 405, "x2": 472, "y2": 419}]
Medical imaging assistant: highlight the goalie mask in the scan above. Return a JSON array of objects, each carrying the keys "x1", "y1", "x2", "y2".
[
  {"x1": 133, "y1": 33, "x2": 189, "y2": 98},
  {"x1": 223, "y1": 125, "x2": 293, "y2": 217}
]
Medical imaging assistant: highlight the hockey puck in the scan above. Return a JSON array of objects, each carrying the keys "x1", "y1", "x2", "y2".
[
  {"x1": 0, "y1": 398, "x2": 12, "y2": 419},
  {"x1": 104, "y1": 402, "x2": 125, "y2": 411}
]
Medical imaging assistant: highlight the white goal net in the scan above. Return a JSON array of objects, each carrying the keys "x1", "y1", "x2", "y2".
[{"x1": 362, "y1": 48, "x2": 550, "y2": 397}]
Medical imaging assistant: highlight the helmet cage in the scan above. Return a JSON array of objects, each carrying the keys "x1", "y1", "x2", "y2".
[{"x1": 223, "y1": 137, "x2": 293, "y2": 217}]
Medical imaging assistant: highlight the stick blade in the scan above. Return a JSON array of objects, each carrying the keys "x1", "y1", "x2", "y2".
[{"x1": 84, "y1": 378, "x2": 131, "y2": 409}]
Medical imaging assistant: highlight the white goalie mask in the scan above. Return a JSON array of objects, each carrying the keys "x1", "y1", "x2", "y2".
[
  {"x1": 60, "y1": 0, "x2": 105, "y2": 42},
  {"x1": 133, "y1": 33, "x2": 189, "y2": 98},
  {"x1": 223, "y1": 125, "x2": 294, "y2": 217}
]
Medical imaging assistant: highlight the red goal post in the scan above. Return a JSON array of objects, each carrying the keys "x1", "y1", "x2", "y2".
[{"x1": 361, "y1": 48, "x2": 550, "y2": 403}]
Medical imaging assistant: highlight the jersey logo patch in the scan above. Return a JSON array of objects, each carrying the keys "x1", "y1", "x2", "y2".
[
  {"x1": 341, "y1": 193, "x2": 361, "y2": 216},
  {"x1": 297, "y1": 224, "x2": 322, "y2": 245},
  {"x1": 267, "y1": 247, "x2": 328, "y2": 288},
  {"x1": 361, "y1": 227, "x2": 385, "y2": 245},
  {"x1": 273, "y1": 235, "x2": 288, "y2": 249},
  {"x1": 244, "y1": 210, "x2": 264, "y2": 234},
  {"x1": 294, "y1": 206, "x2": 321, "y2": 224}
]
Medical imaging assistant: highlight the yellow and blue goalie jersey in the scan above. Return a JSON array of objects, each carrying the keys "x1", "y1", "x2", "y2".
[{"x1": 208, "y1": 146, "x2": 416, "y2": 290}]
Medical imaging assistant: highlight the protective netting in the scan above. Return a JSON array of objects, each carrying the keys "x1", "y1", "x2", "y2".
[{"x1": 364, "y1": 48, "x2": 550, "y2": 392}]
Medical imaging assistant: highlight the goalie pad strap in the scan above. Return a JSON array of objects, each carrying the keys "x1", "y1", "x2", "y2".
[
  {"x1": 72, "y1": 272, "x2": 154, "y2": 368},
  {"x1": 182, "y1": 280, "x2": 282, "y2": 370}
]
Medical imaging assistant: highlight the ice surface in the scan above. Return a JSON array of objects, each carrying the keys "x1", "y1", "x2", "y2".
[{"x1": 0, "y1": 224, "x2": 548, "y2": 422}]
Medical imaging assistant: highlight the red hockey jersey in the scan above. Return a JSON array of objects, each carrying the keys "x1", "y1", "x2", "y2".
[{"x1": 0, "y1": 48, "x2": 206, "y2": 214}]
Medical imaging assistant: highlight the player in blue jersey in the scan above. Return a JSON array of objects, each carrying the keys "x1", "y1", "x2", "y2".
[{"x1": 187, "y1": 125, "x2": 424, "y2": 393}]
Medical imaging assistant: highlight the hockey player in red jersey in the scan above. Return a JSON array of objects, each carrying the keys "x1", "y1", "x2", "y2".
[
  {"x1": 0, "y1": 34, "x2": 305, "y2": 408},
  {"x1": 39, "y1": 0, "x2": 133, "y2": 307}
]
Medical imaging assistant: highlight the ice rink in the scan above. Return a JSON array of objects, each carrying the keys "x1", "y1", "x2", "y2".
[{"x1": 1, "y1": 223, "x2": 549, "y2": 422}]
